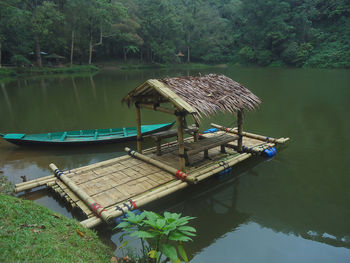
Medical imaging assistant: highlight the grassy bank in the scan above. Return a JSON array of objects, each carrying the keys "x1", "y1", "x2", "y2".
[
  {"x1": 0, "y1": 175, "x2": 113, "y2": 263},
  {"x1": 0, "y1": 65, "x2": 99, "y2": 78},
  {"x1": 120, "y1": 62, "x2": 214, "y2": 70},
  {"x1": 96, "y1": 60, "x2": 217, "y2": 70}
]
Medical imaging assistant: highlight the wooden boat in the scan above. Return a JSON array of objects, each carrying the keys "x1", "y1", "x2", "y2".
[{"x1": 0, "y1": 122, "x2": 175, "y2": 146}]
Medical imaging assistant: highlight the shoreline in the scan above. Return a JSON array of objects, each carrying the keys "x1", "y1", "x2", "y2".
[
  {"x1": 0, "y1": 173, "x2": 114, "y2": 262},
  {"x1": 1, "y1": 61, "x2": 349, "y2": 81},
  {"x1": 0, "y1": 65, "x2": 99, "y2": 79}
]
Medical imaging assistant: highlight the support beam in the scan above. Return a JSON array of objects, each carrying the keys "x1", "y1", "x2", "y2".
[
  {"x1": 237, "y1": 110, "x2": 243, "y2": 152},
  {"x1": 176, "y1": 115, "x2": 186, "y2": 171},
  {"x1": 138, "y1": 103, "x2": 175, "y2": 115},
  {"x1": 136, "y1": 103, "x2": 142, "y2": 153}
]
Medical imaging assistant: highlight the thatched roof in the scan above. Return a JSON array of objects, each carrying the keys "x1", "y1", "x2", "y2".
[
  {"x1": 122, "y1": 74, "x2": 261, "y2": 122},
  {"x1": 46, "y1": 53, "x2": 65, "y2": 59}
]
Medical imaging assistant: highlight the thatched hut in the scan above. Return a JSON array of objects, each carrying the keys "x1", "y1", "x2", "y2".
[
  {"x1": 45, "y1": 53, "x2": 65, "y2": 66},
  {"x1": 122, "y1": 74, "x2": 261, "y2": 171}
]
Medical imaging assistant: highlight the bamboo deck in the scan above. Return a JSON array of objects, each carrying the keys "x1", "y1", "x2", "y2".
[{"x1": 15, "y1": 127, "x2": 289, "y2": 228}]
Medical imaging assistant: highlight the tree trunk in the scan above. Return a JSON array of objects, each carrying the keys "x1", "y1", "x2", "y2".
[
  {"x1": 187, "y1": 46, "x2": 190, "y2": 63},
  {"x1": 34, "y1": 34, "x2": 42, "y2": 68},
  {"x1": 88, "y1": 35, "x2": 93, "y2": 65},
  {"x1": 0, "y1": 40, "x2": 2, "y2": 68},
  {"x1": 123, "y1": 47, "x2": 127, "y2": 61},
  {"x1": 89, "y1": 28, "x2": 102, "y2": 65},
  {"x1": 70, "y1": 30, "x2": 75, "y2": 67}
]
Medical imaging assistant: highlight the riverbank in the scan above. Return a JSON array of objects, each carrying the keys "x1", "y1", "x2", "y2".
[
  {"x1": 0, "y1": 174, "x2": 114, "y2": 263},
  {"x1": 0, "y1": 65, "x2": 99, "y2": 78},
  {"x1": 95, "y1": 60, "x2": 218, "y2": 70}
]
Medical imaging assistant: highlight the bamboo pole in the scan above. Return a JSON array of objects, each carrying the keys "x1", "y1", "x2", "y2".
[
  {"x1": 125, "y1": 147, "x2": 197, "y2": 184},
  {"x1": 136, "y1": 103, "x2": 142, "y2": 153},
  {"x1": 237, "y1": 110, "x2": 243, "y2": 152},
  {"x1": 138, "y1": 103, "x2": 175, "y2": 115},
  {"x1": 190, "y1": 152, "x2": 250, "y2": 178},
  {"x1": 81, "y1": 180, "x2": 188, "y2": 228},
  {"x1": 227, "y1": 142, "x2": 274, "y2": 154},
  {"x1": 81, "y1": 152, "x2": 254, "y2": 228},
  {"x1": 196, "y1": 153, "x2": 252, "y2": 182},
  {"x1": 15, "y1": 175, "x2": 56, "y2": 193},
  {"x1": 177, "y1": 115, "x2": 186, "y2": 171},
  {"x1": 49, "y1": 163, "x2": 110, "y2": 223},
  {"x1": 210, "y1": 123, "x2": 290, "y2": 144}
]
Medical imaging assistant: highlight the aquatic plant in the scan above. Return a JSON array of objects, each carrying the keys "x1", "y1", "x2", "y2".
[{"x1": 116, "y1": 210, "x2": 196, "y2": 263}]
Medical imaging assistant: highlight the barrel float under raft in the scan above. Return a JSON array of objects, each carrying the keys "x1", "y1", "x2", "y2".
[{"x1": 262, "y1": 147, "x2": 277, "y2": 158}]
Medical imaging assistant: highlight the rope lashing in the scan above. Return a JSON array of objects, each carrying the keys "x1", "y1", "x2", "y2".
[
  {"x1": 127, "y1": 149, "x2": 136, "y2": 157},
  {"x1": 115, "y1": 205, "x2": 125, "y2": 215},
  {"x1": 266, "y1": 137, "x2": 270, "y2": 142},
  {"x1": 115, "y1": 200, "x2": 137, "y2": 215},
  {"x1": 54, "y1": 169, "x2": 64, "y2": 178},
  {"x1": 122, "y1": 202, "x2": 132, "y2": 211},
  {"x1": 218, "y1": 160, "x2": 230, "y2": 169},
  {"x1": 90, "y1": 202, "x2": 106, "y2": 217},
  {"x1": 129, "y1": 200, "x2": 137, "y2": 209},
  {"x1": 242, "y1": 145, "x2": 253, "y2": 153},
  {"x1": 175, "y1": 170, "x2": 188, "y2": 181}
]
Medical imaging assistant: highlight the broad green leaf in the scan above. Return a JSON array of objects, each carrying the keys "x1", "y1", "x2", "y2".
[
  {"x1": 160, "y1": 244, "x2": 178, "y2": 261},
  {"x1": 119, "y1": 240, "x2": 129, "y2": 249},
  {"x1": 130, "y1": 230, "x2": 156, "y2": 238},
  {"x1": 180, "y1": 230, "x2": 197, "y2": 237},
  {"x1": 178, "y1": 226, "x2": 196, "y2": 233},
  {"x1": 171, "y1": 259, "x2": 181, "y2": 263},
  {"x1": 169, "y1": 232, "x2": 192, "y2": 242},
  {"x1": 156, "y1": 218, "x2": 166, "y2": 229},
  {"x1": 144, "y1": 219, "x2": 159, "y2": 229},
  {"x1": 148, "y1": 250, "x2": 159, "y2": 259},
  {"x1": 178, "y1": 245, "x2": 189, "y2": 263},
  {"x1": 116, "y1": 221, "x2": 129, "y2": 229}
]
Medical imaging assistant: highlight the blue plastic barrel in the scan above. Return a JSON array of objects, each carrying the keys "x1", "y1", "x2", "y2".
[
  {"x1": 203, "y1": 128, "x2": 218, "y2": 134},
  {"x1": 262, "y1": 147, "x2": 277, "y2": 158}
]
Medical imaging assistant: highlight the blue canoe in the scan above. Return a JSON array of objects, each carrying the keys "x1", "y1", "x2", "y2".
[{"x1": 0, "y1": 122, "x2": 175, "y2": 146}]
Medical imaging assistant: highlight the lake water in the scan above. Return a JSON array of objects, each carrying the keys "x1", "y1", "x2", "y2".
[{"x1": 1, "y1": 66, "x2": 350, "y2": 262}]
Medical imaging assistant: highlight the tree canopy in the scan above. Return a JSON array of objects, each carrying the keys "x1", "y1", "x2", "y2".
[{"x1": 0, "y1": 0, "x2": 349, "y2": 68}]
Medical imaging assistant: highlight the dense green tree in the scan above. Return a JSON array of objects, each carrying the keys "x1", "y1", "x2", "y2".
[{"x1": 0, "y1": 0, "x2": 349, "y2": 68}]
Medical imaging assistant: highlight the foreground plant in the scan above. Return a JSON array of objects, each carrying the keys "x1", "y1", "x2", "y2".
[{"x1": 116, "y1": 210, "x2": 196, "y2": 263}]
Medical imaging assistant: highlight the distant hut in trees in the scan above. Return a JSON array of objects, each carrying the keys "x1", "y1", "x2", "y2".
[{"x1": 45, "y1": 53, "x2": 65, "y2": 66}]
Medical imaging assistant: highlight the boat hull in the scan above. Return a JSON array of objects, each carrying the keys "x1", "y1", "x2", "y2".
[{"x1": 1, "y1": 122, "x2": 174, "y2": 146}]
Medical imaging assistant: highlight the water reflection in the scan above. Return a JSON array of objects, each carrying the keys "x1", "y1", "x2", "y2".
[
  {"x1": 1, "y1": 67, "x2": 350, "y2": 262},
  {"x1": 1, "y1": 83, "x2": 13, "y2": 120}
]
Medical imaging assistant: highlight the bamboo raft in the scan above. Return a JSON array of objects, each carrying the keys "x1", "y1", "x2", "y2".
[
  {"x1": 15, "y1": 74, "x2": 290, "y2": 229},
  {"x1": 15, "y1": 125, "x2": 289, "y2": 229}
]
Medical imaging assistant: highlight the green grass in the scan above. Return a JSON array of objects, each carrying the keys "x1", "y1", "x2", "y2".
[
  {"x1": 0, "y1": 68, "x2": 17, "y2": 77},
  {"x1": 0, "y1": 179, "x2": 113, "y2": 263},
  {"x1": 0, "y1": 173, "x2": 14, "y2": 196},
  {"x1": 119, "y1": 62, "x2": 215, "y2": 70},
  {"x1": 17, "y1": 65, "x2": 99, "y2": 75},
  {"x1": 0, "y1": 65, "x2": 99, "y2": 79}
]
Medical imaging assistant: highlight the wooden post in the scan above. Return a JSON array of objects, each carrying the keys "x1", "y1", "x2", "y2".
[
  {"x1": 125, "y1": 147, "x2": 197, "y2": 183},
  {"x1": 176, "y1": 114, "x2": 186, "y2": 171},
  {"x1": 49, "y1": 163, "x2": 110, "y2": 223},
  {"x1": 237, "y1": 110, "x2": 243, "y2": 152},
  {"x1": 136, "y1": 103, "x2": 142, "y2": 153}
]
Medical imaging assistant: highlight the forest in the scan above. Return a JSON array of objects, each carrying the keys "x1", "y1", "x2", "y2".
[{"x1": 0, "y1": 0, "x2": 349, "y2": 68}]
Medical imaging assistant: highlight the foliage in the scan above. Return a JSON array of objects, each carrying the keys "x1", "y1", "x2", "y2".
[
  {"x1": 0, "y1": 0, "x2": 349, "y2": 68},
  {"x1": 0, "y1": 194, "x2": 113, "y2": 263},
  {"x1": 116, "y1": 210, "x2": 196, "y2": 263},
  {"x1": 0, "y1": 68, "x2": 17, "y2": 77},
  {"x1": 0, "y1": 173, "x2": 14, "y2": 195},
  {"x1": 10, "y1": 55, "x2": 31, "y2": 67}
]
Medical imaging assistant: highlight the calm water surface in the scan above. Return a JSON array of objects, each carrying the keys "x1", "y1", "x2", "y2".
[{"x1": 1, "y1": 67, "x2": 350, "y2": 262}]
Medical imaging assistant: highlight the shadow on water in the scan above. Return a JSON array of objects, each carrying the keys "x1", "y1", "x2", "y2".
[
  {"x1": 1, "y1": 67, "x2": 350, "y2": 262},
  {"x1": 97, "y1": 151, "x2": 350, "y2": 259}
]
